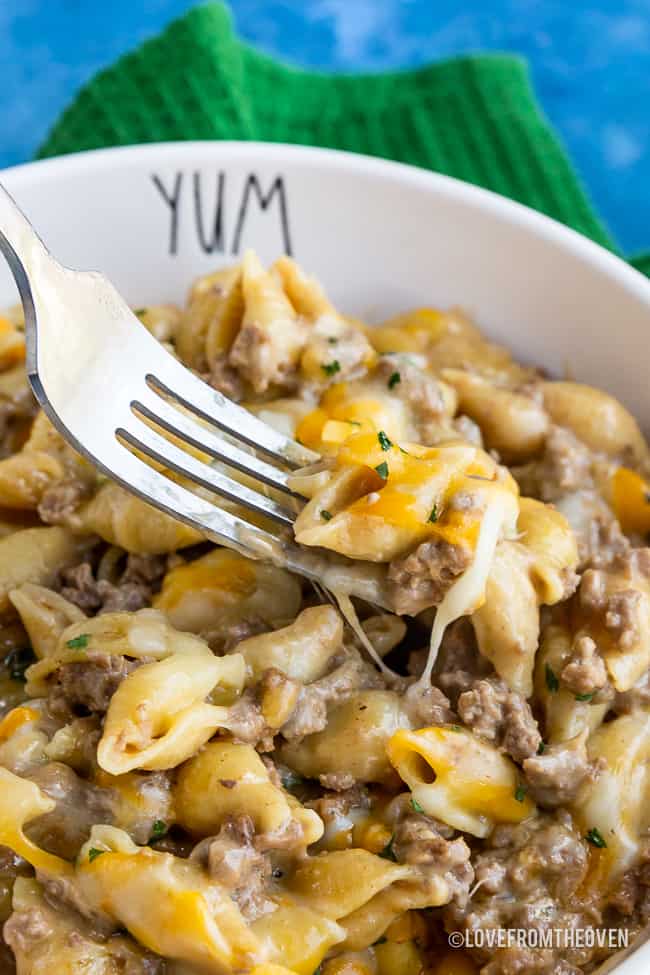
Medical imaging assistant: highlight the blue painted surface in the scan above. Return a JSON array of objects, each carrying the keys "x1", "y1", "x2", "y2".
[{"x1": 1, "y1": 0, "x2": 649, "y2": 252}]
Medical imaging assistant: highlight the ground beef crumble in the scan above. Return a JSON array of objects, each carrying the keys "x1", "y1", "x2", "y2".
[
  {"x1": 280, "y1": 652, "x2": 382, "y2": 741},
  {"x1": 0, "y1": 380, "x2": 37, "y2": 460},
  {"x1": 4, "y1": 906, "x2": 53, "y2": 955},
  {"x1": 523, "y1": 735, "x2": 604, "y2": 808},
  {"x1": 512, "y1": 426, "x2": 594, "y2": 503},
  {"x1": 37, "y1": 478, "x2": 94, "y2": 526},
  {"x1": 444, "y1": 812, "x2": 596, "y2": 974},
  {"x1": 388, "y1": 539, "x2": 472, "y2": 615},
  {"x1": 202, "y1": 616, "x2": 269, "y2": 653},
  {"x1": 394, "y1": 812, "x2": 474, "y2": 907},
  {"x1": 223, "y1": 689, "x2": 273, "y2": 751},
  {"x1": 560, "y1": 636, "x2": 607, "y2": 696},
  {"x1": 59, "y1": 554, "x2": 168, "y2": 615},
  {"x1": 606, "y1": 840, "x2": 650, "y2": 925},
  {"x1": 191, "y1": 815, "x2": 273, "y2": 921},
  {"x1": 203, "y1": 352, "x2": 246, "y2": 401},
  {"x1": 47, "y1": 652, "x2": 142, "y2": 717},
  {"x1": 457, "y1": 677, "x2": 541, "y2": 763},
  {"x1": 578, "y1": 551, "x2": 650, "y2": 652},
  {"x1": 400, "y1": 680, "x2": 454, "y2": 728}
]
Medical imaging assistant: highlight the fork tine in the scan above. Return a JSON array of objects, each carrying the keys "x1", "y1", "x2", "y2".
[
  {"x1": 100, "y1": 441, "x2": 383, "y2": 599},
  {"x1": 146, "y1": 358, "x2": 318, "y2": 468},
  {"x1": 104, "y1": 441, "x2": 302, "y2": 564},
  {"x1": 131, "y1": 389, "x2": 299, "y2": 497},
  {"x1": 118, "y1": 416, "x2": 298, "y2": 528}
]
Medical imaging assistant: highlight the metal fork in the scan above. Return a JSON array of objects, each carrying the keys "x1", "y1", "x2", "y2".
[{"x1": 0, "y1": 184, "x2": 387, "y2": 606}]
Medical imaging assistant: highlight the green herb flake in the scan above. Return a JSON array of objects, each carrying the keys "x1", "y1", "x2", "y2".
[
  {"x1": 321, "y1": 510, "x2": 333, "y2": 521},
  {"x1": 449, "y1": 724, "x2": 463, "y2": 733},
  {"x1": 134, "y1": 307, "x2": 147, "y2": 317},
  {"x1": 374, "y1": 461, "x2": 389, "y2": 480},
  {"x1": 399, "y1": 446, "x2": 410, "y2": 456},
  {"x1": 388, "y1": 371, "x2": 401, "y2": 390},
  {"x1": 88, "y1": 848, "x2": 104, "y2": 863},
  {"x1": 379, "y1": 834, "x2": 397, "y2": 861},
  {"x1": 280, "y1": 769, "x2": 305, "y2": 791},
  {"x1": 585, "y1": 827, "x2": 607, "y2": 849},
  {"x1": 327, "y1": 337, "x2": 338, "y2": 344},
  {"x1": 411, "y1": 797, "x2": 425, "y2": 814},
  {"x1": 66, "y1": 633, "x2": 90, "y2": 651},
  {"x1": 545, "y1": 663, "x2": 559, "y2": 693},
  {"x1": 345, "y1": 419, "x2": 361, "y2": 427},
  {"x1": 377, "y1": 430, "x2": 392, "y2": 451},
  {"x1": 321, "y1": 360, "x2": 341, "y2": 377},
  {"x1": 6, "y1": 647, "x2": 36, "y2": 683},
  {"x1": 428, "y1": 503, "x2": 439, "y2": 524},
  {"x1": 150, "y1": 820, "x2": 167, "y2": 842},
  {"x1": 537, "y1": 740, "x2": 546, "y2": 755},
  {"x1": 514, "y1": 784, "x2": 527, "y2": 803},
  {"x1": 575, "y1": 692, "x2": 595, "y2": 702}
]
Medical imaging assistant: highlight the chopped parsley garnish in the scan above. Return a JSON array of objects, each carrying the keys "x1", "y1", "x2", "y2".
[
  {"x1": 321, "y1": 510, "x2": 333, "y2": 521},
  {"x1": 345, "y1": 419, "x2": 361, "y2": 427},
  {"x1": 545, "y1": 663, "x2": 559, "y2": 693},
  {"x1": 399, "y1": 446, "x2": 410, "y2": 455},
  {"x1": 327, "y1": 336, "x2": 338, "y2": 344},
  {"x1": 514, "y1": 784, "x2": 527, "y2": 803},
  {"x1": 377, "y1": 430, "x2": 392, "y2": 451},
  {"x1": 150, "y1": 820, "x2": 167, "y2": 841},
  {"x1": 321, "y1": 360, "x2": 341, "y2": 377},
  {"x1": 428, "y1": 503, "x2": 439, "y2": 523},
  {"x1": 388, "y1": 371, "x2": 401, "y2": 390},
  {"x1": 134, "y1": 307, "x2": 147, "y2": 316},
  {"x1": 449, "y1": 724, "x2": 463, "y2": 733},
  {"x1": 374, "y1": 461, "x2": 389, "y2": 479},
  {"x1": 379, "y1": 834, "x2": 397, "y2": 861},
  {"x1": 585, "y1": 827, "x2": 607, "y2": 849},
  {"x1": 6, "y1": 647, "x2": 36, "y2": 683},
  {"x1": 575, "y1": 692, "x2": 595, "y2": 702},
  {"x1": 66, "y1": 633, "x2": 90, "y2": 651},
  {"x1": 88, "y1": 848, "x2": 104, "y2": 863},
  {"x1": 411, "y1": 797, "x2": 425, "y2": 814},
  {"x1": 537, "y1": 740, "x2": 546, "y2": 755}
]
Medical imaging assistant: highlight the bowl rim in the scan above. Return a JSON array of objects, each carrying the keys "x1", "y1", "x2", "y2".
[{"x1": 2, "y1": 139, "x2": 650, "y2": 307}]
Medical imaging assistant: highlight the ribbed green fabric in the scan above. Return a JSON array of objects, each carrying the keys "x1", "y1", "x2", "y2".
[{"x1": 38, "y1": 2, "x2": 647, "y2": 269}]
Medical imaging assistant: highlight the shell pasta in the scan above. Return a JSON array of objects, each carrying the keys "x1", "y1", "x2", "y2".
[{"x1": 0, "y1": 253, "x2": 646, "y2": 975}]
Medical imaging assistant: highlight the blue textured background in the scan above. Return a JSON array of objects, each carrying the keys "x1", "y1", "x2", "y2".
[{"x1": 1, "y1": 0, "x2": 649, "y2": 253}]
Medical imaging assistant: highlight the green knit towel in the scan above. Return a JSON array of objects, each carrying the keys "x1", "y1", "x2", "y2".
[{"x1": 38, "y1": 2, "x2": 647, "y2": 271}]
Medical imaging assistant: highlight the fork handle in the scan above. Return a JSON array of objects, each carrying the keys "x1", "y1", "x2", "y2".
[{"x1": 0, "y1": 183, "x2": 50, "y2": 305}]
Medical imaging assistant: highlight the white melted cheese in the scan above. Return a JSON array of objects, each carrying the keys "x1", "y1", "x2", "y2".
[
  {"x1": 334, "y1": 590, "x2": 395, "y2": 678},
  {"x1": 417, "y1": 495, "x2": 508, "y2": 688}
]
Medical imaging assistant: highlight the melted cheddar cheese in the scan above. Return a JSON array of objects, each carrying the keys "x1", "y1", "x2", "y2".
[{"x1": 387, "y1": 726, "x2": 535, "y2": 837}]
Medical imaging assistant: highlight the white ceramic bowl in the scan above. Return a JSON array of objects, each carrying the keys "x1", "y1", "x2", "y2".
[{"x1": 1, "y1": 142, "x2": 649, "y2": 972}]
